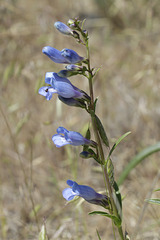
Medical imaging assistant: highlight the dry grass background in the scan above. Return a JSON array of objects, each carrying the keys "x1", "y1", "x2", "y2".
[{"x1": 0, "y1": 0, "x2": 160, "y2": 239}]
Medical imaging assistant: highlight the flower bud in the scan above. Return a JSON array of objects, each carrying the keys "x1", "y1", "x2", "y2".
[
  {"x1": 67, "y1": 19, "x2": 76, "y2": 28},
  {"x1": 66, "y1": 64, "x2": 83, "y2": 71},
  {"x1": 54, "y1": 21, "x2": 73, "y2": 35},
  {"x1": 80, "y1": 151, "x2": 95, "y2": 159}
]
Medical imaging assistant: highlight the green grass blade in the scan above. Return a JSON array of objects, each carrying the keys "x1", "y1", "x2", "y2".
[
  {"x1": 145, "y1": 198, "x2": 160, "y2": 205},
  {"x1": 96, "y1": 229, "x2": 102, "y2": 240},
  {"x1": 39, "y1": 225, "x2": 48, "y2": 240},
  {"x1": 118, "y1": 142, "x2": 160, "y2": 186},
  {"x1": 154, "y1": 188, "x2": 160, "y2": 192}
]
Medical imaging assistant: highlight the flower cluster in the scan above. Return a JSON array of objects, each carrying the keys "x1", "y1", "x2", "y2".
[{"x1": 39, "y1": 20, "x2": 109, "y2": 208}]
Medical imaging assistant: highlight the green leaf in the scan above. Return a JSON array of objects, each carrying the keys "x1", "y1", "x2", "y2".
[
  {"x1": 154, "y1": 188, "x2": 160, "y2": 192},
  {"x1": 107, "y1": 158, "x2": 114, "y2": 186},
  {"x1": 96, "y1": 229, "x2": 102, "y2": 240},
  {"x1": 113, "y1": 181, "x2": 122, "y2": 210},
  {"x1": 89, "y1": 211, "x2": 121, "y2": 227},
  {"x1": 95, "y1": 115, "x2": 109, "y2": 147},
  {"x1": 145, "y1": 198, "x2": 160, "y2": 205},
  {"x1": 83, "y1": 128, "x2": 91, "y2": 152},
  {"x1": 85, "y1": 127, "x2": 91, "y2": 140},
  {"x1": 3, "y1": 62, "x2": 15, "y2": 86},
  {"x1": 94, "y1": 98, "x2": 98, "y2": 112},
  {"x1": 39, "y1": 225, "x2": 48, "y2": 240},
  {"x1": 118, "y1": 142, "x2": 160, "y2": 186},
  {"x1": 108, "y1": 132, "x2": 131, "y2": 158}
]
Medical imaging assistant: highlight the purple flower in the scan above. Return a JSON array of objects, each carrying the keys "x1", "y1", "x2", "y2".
[
  {"x1": 54, "y1": 21, "x2": 73, "y2": 35},
  {"x1": 42, "y1": 46, "x2": 68, "y2": 64},
  {"x1": 42, "y1": 46, "x2": 84, "y2": 64},
  {"x1": 61, "y1": 48, "x2": 84, "y2": 64},
  {"x1": 39, "y1": 72, "x2": 90, "y2": 100},
  {"x1": 63, "y1": 180, "x2": 109, "y2": 207},
  {"x1": 39, "y1": 72, "x2": 89, "y2": 100},
  {"x1": 52, "y1": 127, "x2": 94, "y2": 147},
  {"x1": 38, "y1": 86, "x2": 56, "y2": 100}
]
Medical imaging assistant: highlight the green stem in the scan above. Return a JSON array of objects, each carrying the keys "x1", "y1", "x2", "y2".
[{"x1": 85, "y1": 38, "x2": 125, "y2": 240}]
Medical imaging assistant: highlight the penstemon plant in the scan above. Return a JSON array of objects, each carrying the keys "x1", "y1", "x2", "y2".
[{"x1": 38, "y1": 18, "x2": 130, "y2": 240}]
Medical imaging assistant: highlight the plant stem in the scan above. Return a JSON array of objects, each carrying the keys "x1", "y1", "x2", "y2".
[{"x1": 85, "y1": 38, "x2": 125, "y2": 240}]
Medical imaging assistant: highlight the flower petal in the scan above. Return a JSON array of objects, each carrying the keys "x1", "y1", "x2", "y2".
[
  {"x1": 61, "y1": 48, "x2": 84, "y2": 64},
  {"x1": 62, "y1": 188, "x2": 76, "y2": 201},
  {"x1": 42, "y1": 46, "x2": 69, "y2": 64},
  {"x1": 38, "y1": 86, "x2": 56, "y2": 100},
  {"x1": 54, "y1": 21, "x2": 73, "y2": 35},
  {"x1": 52, "y1": 134, "x2": 69, "y2": 147},
  {"x1": 56, "y1": 127, "x2": 68, "y2": 135}
]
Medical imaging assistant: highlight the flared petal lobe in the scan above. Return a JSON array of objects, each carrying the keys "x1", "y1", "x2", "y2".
[{"x1": 38, "y1": 86, "x2": 57, "y2": 100}]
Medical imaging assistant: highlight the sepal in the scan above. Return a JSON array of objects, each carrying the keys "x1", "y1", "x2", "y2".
[{"x1": 58, "y1": 96, "x2": 86, "y2": 108}]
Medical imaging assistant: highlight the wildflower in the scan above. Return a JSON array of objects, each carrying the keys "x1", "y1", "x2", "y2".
[
  {"x1": 62, "y1": 180, "x2": 109, "y2": 207},
  {"x1": 52, "y1": 127, "x2": 96, "y2": 147},
  {"x1": 42, "y1": 46, "x2": 84, "y2": 64},
  {"x1": 39, "y1": 72, "x2": 90, "y2": 100},
  {"x1": 54, "y1": 21, "x2": 73, "y2": 35}
]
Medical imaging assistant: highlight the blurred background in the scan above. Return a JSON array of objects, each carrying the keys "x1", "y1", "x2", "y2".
[{"x1": 0, "y1": 0, "x2": 160, "y2": 239}]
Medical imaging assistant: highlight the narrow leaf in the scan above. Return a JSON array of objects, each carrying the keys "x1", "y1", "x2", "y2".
[
  {"x1": 94, "y1": 98, "x2": 98, "y2": 112},
  {"x1": 95, "y1": 115, "x2": 109, "y2": 147},
  {"x1": 39, "y1": 225, "x2": 48, "y2": 240},
  {"x1": 109, "y1": 132, "x2": 131, "y2": 158},
  {"x1": 145, "y1": 198, "x2": 160, "y2": 205},
  {"x1": 113, "y1": 181, "x2": 122, "y2": 210},
  {"x1": 89, "y1": 211, "x2": 121, "y2": 226},
  {"x1": 118, "y1": 142, "x2": 160, "y2": 185},
  {"x1": 96, "y1": 229, "x2": 102, "y2": 240},
  {"x1": 85, "y1": 128, "x2": 91, "y2": 140},
  {"x1": 83, "y1": 127, "x2": 91, "y2": 152},
  {"x1": 154, "y1": 188, "x2": 160, "y2": 192},
  {"x1": 107, "y1": 158, "x2": 114, "y2": 186}
]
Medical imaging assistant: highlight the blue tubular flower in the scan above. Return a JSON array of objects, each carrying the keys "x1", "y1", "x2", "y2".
[
  {"x1": 43, "y1": 72, "x2": 90, "y2": 100},
  {"x1": 52, "y1": 127, "x2": 94, "y2": 147},
  {"x1": 42, "y1": 46, "x2": 84, "y2": 64},
  {"x1": 54, "y1": 21, "x2": 73, "y2": 35},
  {"x1": 61, "y1": 48, "x2": 84, "y2": 64},
  {"x1": 63, "y1": 180, "x2": 109, "y2": 208},
  {"x1": 42, "y1": 46, "x2": 68, "y2": 64}
]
